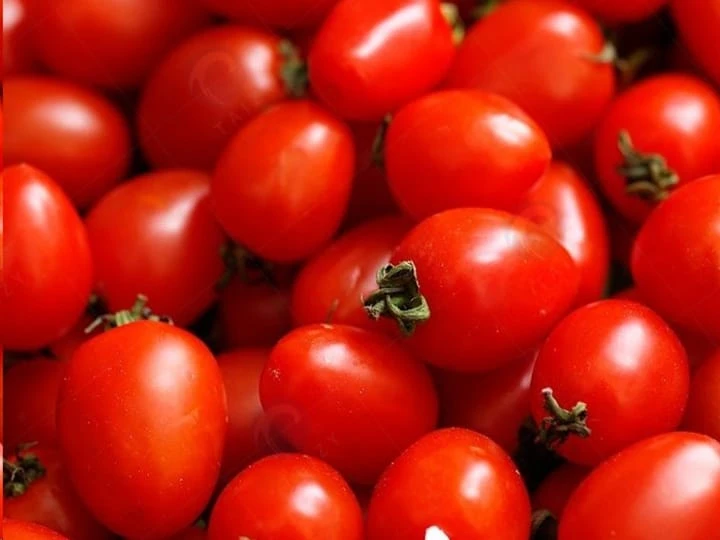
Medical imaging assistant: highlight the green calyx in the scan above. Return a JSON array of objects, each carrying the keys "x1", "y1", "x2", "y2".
[
  {"x1": 440, "y1": 3, "x2": 465, "y2": 45},
  {"x1": 85, "y1": 294, "x2": 172, "y2": 333},
  {"x1": 371, "y1": 115, "x2": 392, "y2": 168},
  {"x1": 216, "y1": 242, "x2": 275, "y2": 290},
  {"x1": 535, "y1": 387, "x2": 591, "y2": 449},
  {"x1": 617, "y1": 130, "x2": 678, "y2": 202},
  {"x1": 279, "y1": 40, "x2": 308, "y2": 98},
  {"x1": 3, "y1": 446, "x2": 46, "y2": 498}
]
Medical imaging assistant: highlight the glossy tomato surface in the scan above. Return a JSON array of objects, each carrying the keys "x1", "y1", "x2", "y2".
[
  {"x1": 3, "y1": 519, "x2": 69, "y2": 540},
  {"x1": 683, "y1": 350, "x2": 720, "y2": 441},
  {"x1": 201, "y1": 0, "x2": 339, "y2": 28},
  {"x1": 672, "y1": 0, "x2": 720, "y2": 87},
  {"x1": 3, "y1": 0, "x2": 38, "y2": 76}
]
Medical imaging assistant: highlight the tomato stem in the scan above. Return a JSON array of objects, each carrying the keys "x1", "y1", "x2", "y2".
[
  {"x1": 279, "y1": 40, "x2": 308, "y2": 98},
  {"x1": 584, "y1": 41, "x2": 617, "y2": 64},
  {"x1": 440, "y1": 3, "x2": 465, "y2": 45},
  {"x1": 85, "y1": 294, "x2": 173, "y2": 333},
  {"x1": 535, "y1": 387, "x2": 591, "y2": 449},
  {"x1": 371, "y1": 115, "x2": 391, "y2": 168},
  {"x1": 3, "y1": 445, "x2": 46, "y2": 498},
  {"x1": 617, "y1": 130, "x2": 678, "y2": 202},
  {"x1": 531, "y1": 509, "x2": 558, "y2": 540},
  {"x1": 216, "y1": 241, "x2": 276, "y2": 290}
]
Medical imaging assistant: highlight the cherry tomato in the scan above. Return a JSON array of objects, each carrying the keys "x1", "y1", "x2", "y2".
[
  {"x1": 1, "y1": 165, "x2": 93, "y2": 351},
  {"x1": 559, "y1": 432, "x2": 720, "y2": 539},
  {"x1": 138, "y1": 26, "x2": 292, "y2": 170},
  {"x1": 291, "y1": 216, "x2": 410, "y2": 330},
  {"x1": 530, "y1": 299, "x2": 689, "y2": 466},
  {"x1": 208, "y1": 454, "x2": 363, "y2": 540},
  {"x1": 57, "y1": 321, "x2": 227, "y2": 539},
  {"x1": 4, "y1": 445, "x2": 111, "y2": 540},
  {"x1": 632, "y1": 175, "x2": 720, "y2": 341},
  {"x1": 4, "y1": 76, "x2": 131, "y2": 208},
  {"x1": 436, "y1": 353, "x2": 535, "y2": 454},
  {"x1": 212, "y1": 100, "x2": 354, "y2": 262},
  {"x1": 570, "y1": 0, "x2": 667, "y2": 22},
  {"x1": 445, "y1": 0, "x2": 615, "y2": 148},
  {"x1": 518, "y1": 161, "x2": 609, "y2": 307},
  {"x1": 48, "y1": 315, "x2": 99, "y2": 363},
  {"x1": 201, "y1": 0, "x2": 339, "y2": 29},
  {"x1": 366, "y1": 428, "x2": 531, "y2": 539},
  {"x1": 594, "y1": 74, "x2": 720, "y2": 223},
  {"x1": 86, "y1": 170, "x2": 226, "y2": 327},
  {"x1": 386, "y1": 90, "x2": 551, "y2": 219},
  {"x1": 309, "y1": 0, "x2": 456, "y2": 121},
  {"x1": 370, "y1": 208, "x2": 579, "y2": 372},
  {"x1": 532, "y1": 464, "x2": 589, "y2": 519},
  {"x1": 30, "y1": 0, "x2": 209, "y2": 88},
  {"x1": 260, "y1": 324, "x2": 437, "y2": 484},
  {"x1": 672, "y1": 0, "x2": 720, "y2": 87},
  {"x1": 3, "y1": 519, "x2": 69, "y2": 540},
  {"x1": 4, "y1": 358, "x2": 63, "y2": 451},
  {"x1": 683, "y1": 350, "x2": 720, "y2": 441},
  {"x1": 3, "y1": 0, "x2": 38, "y2": 76}
]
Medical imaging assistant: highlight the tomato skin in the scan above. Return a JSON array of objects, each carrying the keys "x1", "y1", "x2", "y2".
[
  {"x1": 436, "y1": 353, "x2": 535, "y2": 455},
  {"x1": 309, "y1": 0, "x2": 456, "y2": 121},
  {"x1": 260, "y1": 324, "x2": 438, "y2": 484},
  {"x1": 559, "y1": 432, "x2": 720, "y2": 540},
  {"x1": 138, "y1": 26, "x2": 288, "y2": 170},
  {"x1": 86, "y1": 170, "x2": 226, "y2": 327},
  {"x1": 169, "y1": 527, "x2": 206, "y2": 540},
  {"x1": 208, "y1": 454, "x2": 363, "y2": 540},
  {"x1": 683, "y1": 351, "x2": 720, "y2": 441},
  {"x1": 212, "y1": 100, "x2": 354, "y2": 262},
  {"x1": 445, "y1": 0, "x2": 614, "y2": 148},
  {"x1": 201, "y1": 0, "x2": 339, "y2": 28},
  {"x1": 389, "y1": 208, "x2": 579, "y2": 372},
  {"x1": 594, "y1": 74, "x2": 720, "y2": 224},
  {"x1": 532, "y1": 464, "x2": 589, "y2": 519},
  {"x1": 1, "y1": 165, "x2": 94, "y2": 351},
  {"x1": 3, "y1": 0, "x2": 38, "y2": 76},
  {"x1": 57, "y1": 322, "x2": 227, "y2": 539},
  {"x1": 386, "y1": 90, "x2": 551, "y2": 220},
  {"x1": 48, "y1": 315, "x2": 99, "y2": 363},
  {"x1": 4, "y1": 76, "x2": 131, "y2": 208},
  {"x1": 671, "y1": 0, "x2": 720, "y2": 87},
  {"x1": 531, "y1": 299, "x2": 690, "y2": 466},
  {"x1": 569, "y1": 0, "x2": 667, "y2": 22},
  {"x1": 3, "y1": 519, "x2": 69, "y2": 540},
  {"x1": 366, "y1": 428, "x2": 531, "y2": 540},
  {"x1": 518, "y1": 161, "x2": 609, "y2": 307},
  {"x1": 291, "y1": 216, "x2": 410, "y2": 330},
  {"x1": 631, "y1": 175, "x2": 720, "y2": 340}
]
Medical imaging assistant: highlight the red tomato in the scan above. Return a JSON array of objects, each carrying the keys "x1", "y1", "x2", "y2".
[
  {"x1": 4, "y1": 358, "x2": 63, "y2": 451},
  {"x1": 3, "y1": 0, "x2": 38, "y2": 76},
  {"x1": 137, "y1": 26, "x2": 291, "y2": 170},
  {"x1": 86, "y1": 170, "x2": 226, "y2": 327},
  {"x1": 309, "y1": 0, "x2": 456, "y2": 121},
  {"x1": 208, "y1": 454, "x2": 363, "y2": 540},
  {"x1": 260, "y1": 324, "x2": 438, "y2": 484},
  {"x1": 531, "y1": 299, "x2": 690, "y2": 466},
  {"x1": 672, "y1": 0, "x2": 720, "y2": 87},
  {"x1": 445, "y1": 0, "x2": 615, "y2": 148},
  {"x1": 594, "y1": 74, "x2": 720, "y2": 223},
  {"x1": 683, "y1": 350, "x2": 720, "y2": 441},
  {"x1": 1, "y1": 165, "x2": 93, "y2": 351},
  {"x1": 518, "y1": 161, "x2": 609, "y2": 307},
  {"x1": 4, "y1": 446, "x2": 111, "y2": 540},
  {"x1": 212, "y1": 100, "x2": 354, "y2": 262},
  {"x1": 30, "y1": 0, "x2": 209, "y2": 88},
  {"x1": 532, "y1": 464, "x2": 589, "y2": 519},
  {"x1": 4, "y1": 76, "x2": 131, "y2": 208},
  {"x1": 386, "y1": 90, "x2": 551, "y2": 219},
  {"x1": 559, "y1": 432, "x2": 720, "y2": 539},
  {"x1": 436, "y1": 353, "x2": 535, "y2": 454},
  {"x1": 632, "y1": 175, "x2": 720, "y2": 340},
  {"x1": 3, "y1": 519, "x2": 69, "y2": 540},
  {"x1": 48, "y1": 315, "x2": 99, "y2": 363},
  {"x1": 291, "y1": 216, "x2": 410, "y2": 330},
  {"x1": 569, "y1": 0, "x2": 667, "y2": 22},
  {"x1": 367, "y1": 428, "x2": 531, "y2": 539},
  {"x1": 57, "y1": 321, "x2": 227, "y2": 539},
  {"x1": 369, "y1": 208, "x2": 579, "y2": 372},
  {"x1": 201, "y1": 0, "x2": 339, "y2": 28}
]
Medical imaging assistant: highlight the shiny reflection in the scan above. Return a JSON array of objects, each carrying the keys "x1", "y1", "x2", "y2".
[
  {"x1": 302, "y1": 122, "x2": 330, "y2": 147},
  {"x1": 545, "y1": 12, "x2": 582, "y2": 39},
  {"x1": 353, "y1": 3, "x2": 425, "y2": 59},
  {"x1": 45, "y1": 101, "x2": 97, "y2": 133},
  {"x1": 486, "y1": 113, "x2": 533, "y2": 147},
  {"x1": 291, "y1": 482, "x2": 329, "y2": 517},
  {"x1": 471, "y1": 226, "x2": 521, "y2": 265},
  {"x1": 606, "y1": 318, "x2": 648, "y2": 370},
  {"x1": 666, "y1": 98, "x2": 706, "y2": 133},
  {"x1": 459, "y1": 461, "x2": 492, "y2": 500}
]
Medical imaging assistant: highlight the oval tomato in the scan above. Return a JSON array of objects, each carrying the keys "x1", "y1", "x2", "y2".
[
  {"x1": 3, "y1": 0, "x2": 38, "y2": 76},
  {"x1": 366, "y1": 428, "x2": 531, "y2": 539},
  {"x1": 532, "y1": 463, "x2": 589, "y2": 520},
  {"x1": 385, "y1": 90, "x2": 551, "y2": 220},
  {"x1": 683, "y1": 350, "x2": 720, "y2": 441},
  {"x1": 85, "y1": 170, "x2": 226, "y2": 327},
  {"x1": 0, "y1": 165, "x2": 93, "y2": 351},
  {"x1": 530, "y1": 299, "x2": 689, "y2": 466},
  {"x1": 631, "y1": 175, "x2": 720, "y2": 340},
  {"x1": 570, "y1": 0, "x2": 667, "y2": 22},
  {"x1": 445, "y1": 0, "x2": 614, "y2": 148},
  {"x1": 3, "y1": 519, "x2": 69, "y2": 540},
  {"x1": 208, "y1": 454, "x2": 363, "y2": 540},
  {"x1": 309, "y1": 0, "x2": 456, "y2": 121},
  {"x1": 559, "y1": 432, "x2": 720, "y2": 539},
  {"x1": 56, "y1": 321, "x2": 227, "y2": 539},
  {"x1": 201, "y1": 0, "x2": 339, "y2": 28},
  {"x1": 4, "y1": 76, "x2": 131, "y2": 208},
  {"x1": 594, "y1": 74, "x2": 720, "y2": 223},
  {"x1": 671, "y1": 0, "x2": 720, "y2": 87},
  {"x1": 260, "y1": 324, "x2": 438, "y2": 484}
]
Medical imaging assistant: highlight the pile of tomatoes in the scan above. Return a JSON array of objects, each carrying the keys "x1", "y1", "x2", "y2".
[{"x1": 3, "y1": 0, "x2": 720, "y2": 539}]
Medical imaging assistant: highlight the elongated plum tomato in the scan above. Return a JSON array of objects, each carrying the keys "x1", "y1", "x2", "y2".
[
  {"x1": 530, "y1": 300, "x2": 689, "y2": 466},
  {"x1": 532, "y1": 463, "x2": 589, "y2": 519},
  {"x1": 137, "y1": 26, "x2": 290, "y2": 170},
  {"x1": 0, "y1": 165, "x2": 93, "y2": 351},
  {"x1": 260, "y1": 324, "x2": 438, "y2": 484},
  {"x1": 570, "y1": 0, "x2": 667, "y2": 22},
  {"x1": 445, "y1": 0, "x2": 614, "y2": 148},
  {"x1": 559, "y1": 432, "x2": 720, "y2": 539},
  {"x1": 366, "y1": 428, "x2": 531, "y2": 539},
  {"x1": 212, "y1": 100, "x2": 354, "y2": 262},
  {"x1": 671, "y1": 0, "x2": 720, "y2": 87},
  {"x1": 632, "y1": 175, "x2": 720, "y2": 340},
  {"x1": 291, "y1": 216, "x2": 410, "y2": 330},
  {"x1": 201, "y1": 0, "x2": 339, "y2": 28},
  {"x1": 3, "y1": 519, "x2": 69, "y2": 540},
  {"x1": 367, "y1": 208, "x2": 579, "y2": 372},
  {"x1": 308, "y1": 0, "x2": 456, "y2": 121},
  {"x1": 518, "y1": 161, "x2": 609, "y2": 307},
  {"x1": 209, "y1": 454, "x2": 363, "y2": 540},
  {"x1": 682, "y1": 350, "x2": 720, "y2": 441},
  {"x1": 385, "y1": 90, "x2": 551, "y2": 219},
  {"x1": 57, "y1": 320, "x2": 227, "y2": 539},
  {"x1": 594, "y1": 74, "x2": 720, "y2": 224}
]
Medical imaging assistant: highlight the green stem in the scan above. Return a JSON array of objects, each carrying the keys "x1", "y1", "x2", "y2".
[
  {"x1": 85, "y1": 295, "x2": 172, "y2": 333},
  {"x1": 584, "y1": 41, "x2": 617, "y2": 64},
  {"x1": 535, "y1": 387, "x2": 591, "y2": 449},
  {"x1": 216, "y1": 241, "x2": 275, "y2": 290},
  {"x1": 3, "y1": 447, "x2": 46, "y2": 498},
  {"x1": 279, "y1": 40, "x2": 308, "y2": 98},
  {"x1": 440, "y1": 3, "x2": 465, "y2": 45},
  {"x1": 371, "y1": 115, "x2": 392, "y2": 168},
  {"x1": 531, "y1": 509, "x2": 558, "y2": 540},
  {"x1": 616, "y1": 130, "x2": 678, "y2": 202}
]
